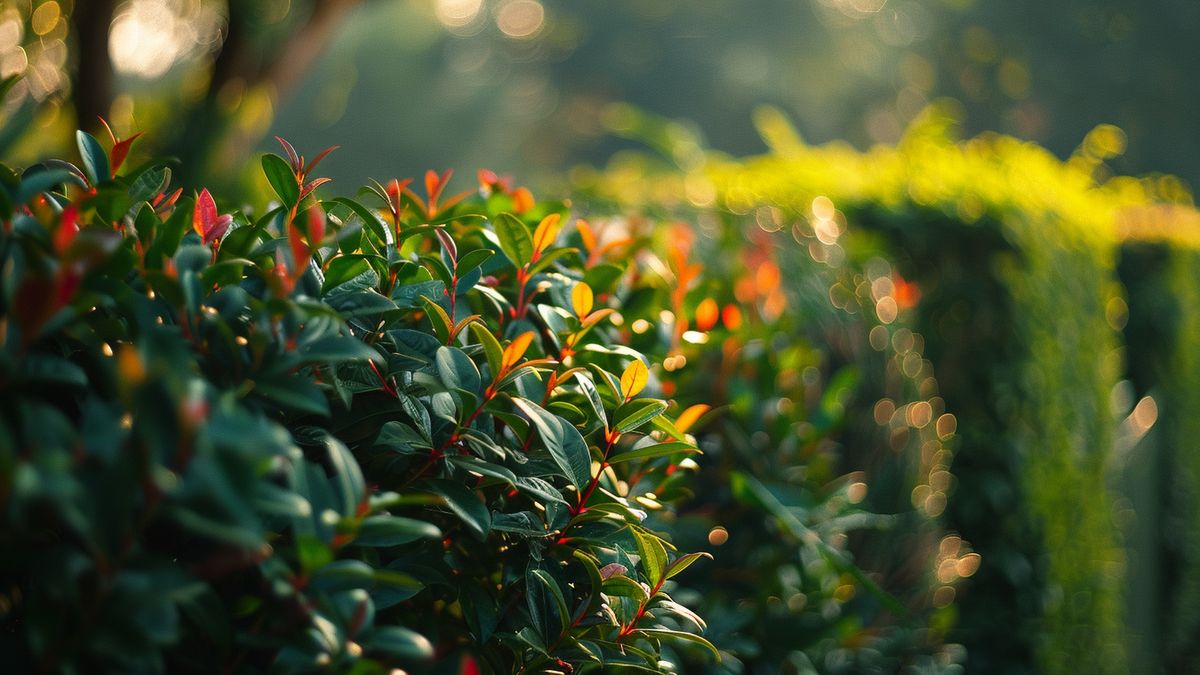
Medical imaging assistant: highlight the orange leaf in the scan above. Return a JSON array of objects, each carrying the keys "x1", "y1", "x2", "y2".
[
  {"x1": 695, "y1": 297, "x2": 719, "y2": 332},
  {"x1": 722, "y1": 303, "x2": 743, "y2": 331},
  {"x1": 571, "y1": 282, "x2": 593, "y2": 318},
  {"x1": 675, "y1": 404, "x2": 710, "y2": 434},
  {"x1": 512, "y1": 187, "x2": 534, "y2": 214},
  {"x1": 620, "y1": 359, "x2": 649, "y2": 400},
  {"x1": 577, "y1": 219, "x2": 597, "y2": 252},
  {"x1": 532, "y1": 213, "x2": 562, "y2": 254},
  {"x1": 501, "y1": 331, "x2": 536, "y2": 370}
]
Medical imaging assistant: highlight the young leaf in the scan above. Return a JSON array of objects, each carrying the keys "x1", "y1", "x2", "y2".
[
  {"x1": 665, "y1": 551, "x2": 712, "y2": 579},
  {"x1": 675, "y1": 404, "x2": 711, "y2": 434},
  {"x1": 470, "y1": 322, "x2": 504, "y2": 379},
  {"x1": 532, "y1": 213, "x2": 562, "y2": 254},
  {"x1": 435, "y1": 227, "x2": 458, "y2": 263},
  {"x1": 192, "y1": 188, "x2": 232, "y2": 245},
  {"x1": 501, "y1": 331, "x2": 536, "y2": 371},
  {"x1": 572, "y1": 282, "x2": 594, "y2": 319},
  {"x1": 620, "y1": 359, "x2": 650, "y2": 401}
]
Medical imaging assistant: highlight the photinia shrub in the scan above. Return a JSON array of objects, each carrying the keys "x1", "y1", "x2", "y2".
[{"x1": 0, "y1": 128, "x2": 717, "y2": 673}]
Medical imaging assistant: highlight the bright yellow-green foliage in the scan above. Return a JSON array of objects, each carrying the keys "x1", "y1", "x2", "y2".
[{"x1": 576, "y1": 103, "x2": 1200, "y2": 674}]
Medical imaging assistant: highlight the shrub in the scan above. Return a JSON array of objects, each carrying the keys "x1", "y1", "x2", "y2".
[
  {"x1": 572, "y1": 139, "x2": 967, "y2": 671},
  {"x1": 1117, "y1": 212, "x2": 1200, "y2": 673},
  {"x1": 0, "y1": 129, "x2": 717, "y2": 673},
  {"x1": 575, "y1": 106, "x2": 1166, "y2": 673}
]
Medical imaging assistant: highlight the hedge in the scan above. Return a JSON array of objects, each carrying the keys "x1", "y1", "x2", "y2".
[
  {"x1": 575, "y1": 105, "x2": 1188, "y2": 674},
  {"x1": 0, "y1": 129, "x2": 723, "y2": 673},
  {"x1": 1117, "y1": 208, "x2": 1200, "y2": 674},
  {"x1": 574, "y1": 129, "x2": 971, "y2": 671}
]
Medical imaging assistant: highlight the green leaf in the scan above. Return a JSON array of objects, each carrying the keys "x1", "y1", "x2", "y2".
[
  {"x1": 494, "y1": 212, "x2": 534, "y2": 267},
  {"x1": 607, "y1": 441, "x2": 699, "y2": 465},
  {"x1": 17, "y1": 168, "x2": 82, "y2": 204},
  {"x1": 470, "y1": 322, "x2": 504, "y2": 379},
  {"x1": 420, "y1": 295, "x2": 452, "y2": 344},
  {"x1": 511, "y1": 397, "x2": 591, "y2": 489},
  {"x1": 614, "y1": 399, "x2": 669, "y2": 434},
  {"x1": 76, "y1": 130, "x2": 110, "y2": 185},
  {"x1": 262, "y1": 153, "x2": 299, "y2": 206},
  {"x1": 330, "y1": 197, "x2": 391, "y2": 249},
  {"x1": 309, "y1": 560, "x2": 376, "y2": 591},
  {"x1": 362, "y1": 626, "x2": 434, "y2": 661},
  {"x1": 322, "y1": 254, "x2": 374, "y2": 293},
  {"x1": 324, "y1": 436, "x2": 365, "y2": 517},
  {"x1": 457, "y1": 248, "x2": 494, "y2": 275},
  {"x1": 632, "y1": 529, "x2": 668, "y2": 584},
  {"x1": 527, "y1": 568, "x2": 570, "y2": 638},
  {"x1": 422, "y1": 479, "x2": 491, "y2": 539},
  {"x1": 665, "y1": 551, "x2": 712, "y2": 579},
  {"x1": 354, "y1": 515, "x2": 442, "y2": 547},
  {"x1": 18, "y1": 354, "x2": 87, "y2": 388},
  {"x1": 436, "y1": 346, "x2": 482, "y2": 395},
  {"x1": 636, "y1": 628, "x2": 721, "y2": 661},
  {"x1": 601, "y1": 575, "x2": 647, "y2": 603},
  {"x1": 447, "y1": 456, "x2": 517, "y2": 486}
]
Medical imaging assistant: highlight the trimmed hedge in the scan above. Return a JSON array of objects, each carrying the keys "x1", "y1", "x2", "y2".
[
  {"x1": 577, "y1": 106, "x2": 1188, "y2": 674},
  {"x1": 1117, "y1": 211, "x2": 1200, "y2": 673},
  {"x1": 575, "y1": 146, "x2": 969, "y2": 670}
]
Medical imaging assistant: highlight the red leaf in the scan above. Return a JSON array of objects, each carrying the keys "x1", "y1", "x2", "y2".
[
  {"x1": 458, "y1": 656, "x2": 481, "y2": 675},
  {"x1": 193, "y1": 188, "x2": 230, "y2": 244},
  {"x1": 305, "y1": 203, "x2": 325, "y2": 247},
  {"x1": 97, "y1": 116, "x2": 117, "y2": 147},
  {"x1": 302, "y1": 145, "x2": 339, "y2": 177},
  {"x1": 425, "y1": 169, "x2": 452, "y2": 213},
  {"x1": 298, "y1": 176, "x2": 331, "y2": 202},
  {"x1": 110, "y1": 132, "x2": 144, "y2": 176},
  {"x1": 288, "y1": 220, "x2": 310, "y2": 281},
  {"x1": 275, "y1": 136, "x2": 302, "y2": 174},
  {"x1": 477, "y1": 168, "x2": 499, "y2": 191},
  {"x1": 54, "y1": 206, "x2": 79, "y2": 255},
  {"x1": 435, "y1": 227, "x2": 457, "y2": 262}
]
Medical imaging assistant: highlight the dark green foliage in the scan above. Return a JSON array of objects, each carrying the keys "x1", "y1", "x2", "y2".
[
  {"x1": 1118, "y1": 238, "x2": 1200, "y2": 673},
  {"x1": 0, "y1": 132, "x2": 716, "y2": 673}
]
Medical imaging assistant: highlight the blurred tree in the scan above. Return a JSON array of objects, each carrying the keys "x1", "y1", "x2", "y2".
[{"x1": 5, "y1": 0, "x2": 368, "y2": 189}]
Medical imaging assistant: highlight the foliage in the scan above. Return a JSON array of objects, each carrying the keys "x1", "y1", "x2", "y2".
[
  {"x1": 0, "y1": 128, "x2": 718, "y2": 673},
  {"x1": 574, "y1": 105, "x2": 1179, "y2": 674},
  {"x1": 571, "y1": 140, "x2": 969, "y2": 672},
  {"x1": 1118, "y1": 230, "x2": 1200, "y2": 674}
]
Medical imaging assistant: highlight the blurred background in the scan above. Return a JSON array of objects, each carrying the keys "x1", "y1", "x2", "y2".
[{"x1": 0, "y1": 0, "x2": 1197, "y2": 193}]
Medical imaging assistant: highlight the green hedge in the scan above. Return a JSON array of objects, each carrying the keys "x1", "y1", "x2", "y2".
[
  {"x1": 1118, "y1": 218, "x2": 1200, "y2": 673},
  {"x1": 579, "y1": 106, "x2": 1181, "y2": 673}
]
